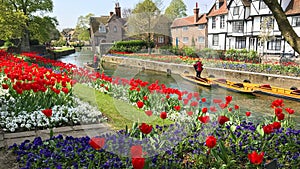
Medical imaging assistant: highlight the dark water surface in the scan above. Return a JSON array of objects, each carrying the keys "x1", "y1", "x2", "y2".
[{"x1": 59, "y1": 50, "x2": 300, "y2": 127}]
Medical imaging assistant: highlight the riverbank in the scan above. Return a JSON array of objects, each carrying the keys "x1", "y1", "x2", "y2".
[
  {"x1": 101, "y1": 55, "x2": 300, "y2": 90},
  {"x1": 46, "y1": 47, "x2": 76, "y2": 59}
]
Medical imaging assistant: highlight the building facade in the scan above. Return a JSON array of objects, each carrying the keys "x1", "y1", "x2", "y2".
[{"x1": 170, "y1": 3, "x2": 207, "y2": 50}]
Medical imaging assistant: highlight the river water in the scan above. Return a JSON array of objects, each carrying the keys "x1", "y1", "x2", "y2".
[{"x1": 59, "y1": 50, "x2": 300, "y2": 127}]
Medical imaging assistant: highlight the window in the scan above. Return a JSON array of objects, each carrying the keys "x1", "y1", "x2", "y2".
[
  {"x1": 220, "y1": 15, "x2": 225, "y2": 29},
  {"x1": 233, "y1": 7, "x2": 239, "y2": 15},
  {"x1": 198, "y1": 36, "x2": 205, "y2": 43},
  {"x1": 158, "y1": 36, "x2": 164, "y2": 43},
  {"x1": 212, "y1": 17, "x2": 216, "y2": 29},
  {"x1": 232, "y1": 21, "x2": 244, "y2": 33},
  {"x1": 267, "y1": 38, "x2": 281, "y2": 51},
  {"x1": 260, "y1": 17, "x2": 274, "y2": 30},
  {"x1": 213, "y1": 35, "x2": 219, "y2": 46},
  {"x1": 99, "y1": 26, "x2": 106, "y2": 33},
  {"x1": 198, "y1": 24, "x2": 205, "y2": 30},
  {"x1": 235, "y1": 37, "x2": 246, "y2": 49},
  {"x1": 182, "y1": 27, "x2": 188, "y2": 31},
  {"x1": 113, "y1": 26, "x2": 117, "y2": 32},
  {"x1": 183, "y1": 37, "x2": 189, "y2": 43},
  {"x1": 292, "y1": 16, "x2": 300, "y2": 27},
  {"x1": 260, "y1": 0, "x2": 268, "y2": 9},
  {"x1": 250, "y1": 38, "x2": 255, "y2": 49}
]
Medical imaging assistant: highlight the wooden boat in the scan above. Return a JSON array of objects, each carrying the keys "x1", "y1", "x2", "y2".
[
  {"x1": 84, "y1": 62, "x2": 100, "y2": 71},
  {"x1": 180, "y1": 74, "x2": 213, "y2": 87},
  {"x1": 252, "y1": 84, "x2": 300, "y2": 101},
  {"x1": 212, "y1": 78, "x2": 254, "y2": 94}
]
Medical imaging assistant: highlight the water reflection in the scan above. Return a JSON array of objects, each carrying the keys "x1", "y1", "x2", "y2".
[{"x1": 59, "y1": 51, "x2": 300, "y2": 127}]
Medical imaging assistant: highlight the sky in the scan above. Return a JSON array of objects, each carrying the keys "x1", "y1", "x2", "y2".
[{"x1": 50, "y1": 0, "x2": 214, "y2": 30}]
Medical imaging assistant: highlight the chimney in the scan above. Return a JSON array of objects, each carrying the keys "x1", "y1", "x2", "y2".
[
  {"x1": 194, "y1": 2, "x2": 199, "y2": 23},
  {"x1": 115, "y1": 3, "x2": 121, "y2": 18},
  {"x1": 110, "y1": 12, "x2": 114, "y2": 16}
]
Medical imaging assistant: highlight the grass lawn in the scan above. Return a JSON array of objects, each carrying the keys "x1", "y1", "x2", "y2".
[
  {"x1": 73, "y1": 84, "x2": 173, "y2": 130},
  {"x1": 52, "y1": 47, "x2": 74, "y2": 52}
]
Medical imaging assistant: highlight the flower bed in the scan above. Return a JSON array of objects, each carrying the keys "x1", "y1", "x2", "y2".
[
  {"x1": 1, "y1": 50, "x2": 299, "y2": 168},
  {"x1": 0, "y1": 51, "x2": 106, "y2": 132}
]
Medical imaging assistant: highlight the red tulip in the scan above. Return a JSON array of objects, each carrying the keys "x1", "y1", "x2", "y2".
[
  {"x1": 198, "y1": 116, "x2": 210, "y2": 123},
  {"x1": 136, "y1": 101, "x2": 144, "y2": 109},
  {"x1": 272, "y1": 121, "x2": 281, "y2": 129},
  {"x1": 139, "y1": 123, "x2": 152, "y2": 134},
  {"x1": 276, "y1": 113, "x2": 285, "y2": 121},
  {"x1": 1, "y1": 84, "x2": 9, "y2": 89},
  {"x1": 62, "y1": 87, "x2": 69, "y2": 94},
  {"x1": 245, "y1": 111, "x2": 251, "y2": 117},
  {"x1": 274, "y1": 108, "x2": 282, "y2": 115},
  {"x1": 218, "y1": 116, "x2": 229, "y2": 125},
  {"x1": 271, "y1": 99, "x2": 284, "y2": 108},
  {"x1": 174, "y1": 105, "x2": 181, "y2": 111},
  {"x1": 202, "y1": 107, "x2": 208, "y2": 113},
  {"x1": 186, "y1": 111, "x2": 193, "y2": 116},
  {"x1": 248, "y1": 151, "x2": 264, "y2": 165},
  {"x1": 145, "y1": 110, "x2": 152, "y2": 116},
  {"x1": 210, "y1": 106, "x2": 217, "y2": 112},
  {"x1": 143, "y1": 96, "x2": 148, "y2": 101},
  {"x1": 234, "y1": 105, "x2": 239, "y2": 110},
  {"x1": 225, "y1": 96, "x2": 232, "y2": 104},
  {"x1": 132, "y1": 158, "x2": 145, "y2": 169},
  {"x1": 89, "y1": 137, "x2": 105, "y2": 150},
  {"x1": 190, "y1": 101, "x2": 198, "y2": 107},
  {"x1": 160, "y1": 111, "x2": 167, "y2": 119},
  {"x1": 263, "y1": 124, "x2": 273, "y2": 134},
  {"x1": 201, "y1": 97, "x2": 206, "y2": 102},
  {"x1": 42, "y1": 109, "x2": 52, "y2": 117},
  {"x1": 205, "y1": 135, "x2": 217, "y2": 148},
  {"x1": 285, "y1": 108, "x2": 295, "y2": 114}
]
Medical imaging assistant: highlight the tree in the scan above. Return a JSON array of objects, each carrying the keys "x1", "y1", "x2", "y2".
[
  {"x1": 3, "y1": 0, "x2": 55, "y2": 51},
  {"x1": 258, "y1": 16, "x2": 274, "y2": 60},
  {"x1": 263, "y1": 0, "x2": 300, "y2": 54},
  {"x1": 0, "y1": 2, "x2": 27, "y2": 41},
  {"x1": 165, "y1": 0, "x2": 187, "y2": 20},
  {"x1": 127, "y1": 0, "x2": 160, "y2": 53},
  {"x1": 73, "y1": 13, "x2": 95, "y2": 42}
]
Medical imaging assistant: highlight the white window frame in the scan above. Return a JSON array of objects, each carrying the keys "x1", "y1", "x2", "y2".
[
  {"x1": 198, "y1": 36, "x2": 205, "y2": 43},
  {"x1": 235, "y1": 37, "x2": 246, "y2": 49},
  {"x1": 233, "y1": 7, "x2": 239, "y2": 15},
  {"x1": 212, "y1": 17, "x2": 216, "y2": 29},
  {"x1": 267, "y1": 38, "x2": 281, "y2": 51},
  {"x1": 292, "y1": 16, "x2": 300, "y2": 27},
  {"x1": 158, "y1": 36, "x2": 164, "y2": 43},
  {"x1": 183, "y1": 37, "x2": 189, "y2": 43},
  {"x1": 212, "y1": 35, "x2": 219, "y2": 46},
  {"x1": 220, "y1": 15, "x2": 225, "y2": 29},
  {"x1": 99, "y1": 26, "x2": 106, "y2": 33},
  {"x1": 233, "y1": 21, "x2": 244, "y2": 33}
]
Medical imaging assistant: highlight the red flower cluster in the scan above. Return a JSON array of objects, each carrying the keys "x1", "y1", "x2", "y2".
[
  {"x1": 205, "y1": 135, "x2": 217, "y2": 148},
  {"x1": 263, "y1": 121, "x2": 282, "y2": 134},
  {"x1": 139, "y1": 123, "x2": 152, "y2": 134},
  {"x1": 145, "y1": 110, "x2": 152, "y2": 116},
  {"x1": 160, "y1": 112, "x2": 167, "y2": 119},
  {"x1": 248, "y1": 151, "x2": 264, "y2": 165},
  {"x1": 173, "y1": 105, "x2": 181, "y2": 111},
  {"x1": 42, "y1": 109, "x2": 52, "y2": 117},
  {"x1": 89, "y1": 137, "x2": 105, "y2": 150},
  {"x1": 198, "y1": 116, "x2": 210, "y2": 123},
  {"x1": 218, "y1": 116, "x2": 229, "y2": 125}
]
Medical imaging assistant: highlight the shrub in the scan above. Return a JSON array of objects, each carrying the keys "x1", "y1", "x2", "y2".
[{"x1": 4, "y1": 40, "x2": 14, "y2": 48}]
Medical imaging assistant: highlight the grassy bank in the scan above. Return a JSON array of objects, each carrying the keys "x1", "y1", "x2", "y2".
[{"x1": 73, "y1": 84, "x2": 173, "y2": 130}]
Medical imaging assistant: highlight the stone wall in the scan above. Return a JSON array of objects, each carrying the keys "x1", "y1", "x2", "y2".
[{"x1": 101, "y1": 55, "x2": 300, "y2": 89}]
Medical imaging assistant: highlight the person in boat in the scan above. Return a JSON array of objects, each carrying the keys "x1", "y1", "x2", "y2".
[{"x1": 193, "y1": 59, "x2": 203, "y2": 78}]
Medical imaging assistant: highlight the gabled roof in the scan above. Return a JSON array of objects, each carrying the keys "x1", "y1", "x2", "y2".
[
  {"x1": 90, "y1": 16, "x2": 110, "y2": 33},
  {"x1": 171, "y1": 14, "x2": 207, "y2": 28},
  {"x1": 285, "y1": 0, "x2": 300, "y2": 15},
  {"x1": 207, "y1": 0, "x2": 228, "y2": 17},
  {"x1": 241, "y1": 0, "x2": 251, "y2": 7}
]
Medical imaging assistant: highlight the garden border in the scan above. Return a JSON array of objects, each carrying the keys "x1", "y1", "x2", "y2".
[
  {"x1": 0, "y1": 123, "x2": 111, "y2": 148},
  {"x1": 101, "y1": 55, "x2": 300, "y2": 89}
]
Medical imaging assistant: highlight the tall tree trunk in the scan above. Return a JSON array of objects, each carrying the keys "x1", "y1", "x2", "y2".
[
  {"x1": 263, "y1": 0, "x2": 300, "y2": 54},
  {"x1": 21, "y1": 25, "x2": 30, "y2": 52}
]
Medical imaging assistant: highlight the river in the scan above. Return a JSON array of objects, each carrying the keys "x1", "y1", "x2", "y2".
[{"x1": 59, "y1": 50, "x2": 300, "y2": 127}]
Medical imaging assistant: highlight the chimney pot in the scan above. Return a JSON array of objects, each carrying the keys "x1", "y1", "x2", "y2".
[{"x1": 110, "y1": 12, "x2": 114, "y2": 16}]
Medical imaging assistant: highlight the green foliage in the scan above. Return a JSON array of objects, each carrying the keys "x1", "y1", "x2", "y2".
[
  {"x1": 29, "y1": 16, "x2": 58, "y2": 44},
  {"x1": 73, "y1": 13, "x2": 95, "y2": 42},
  {"x1": 0, "y1": 2, "x2": 27, "y2": 40},
  {"x1": 225, "y1": 49, "x2": 259, "y2": 62},
  {"x1": 3, "y1": 40, "x2": 14, "y2": 48},
  {"x1": 51, "y1": 37, "x2": 66, "y2": 47},
  {"x1": 164, "y1": 0, "x2": 187, "y2": 19},
  {"x1": 111, "y1": 40, "x2": 151, "y2": 53}
]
